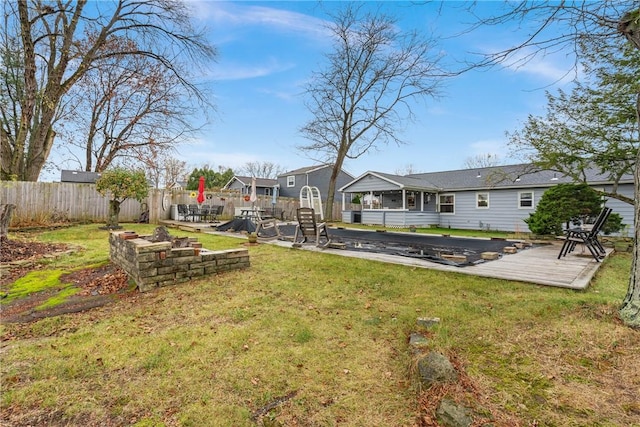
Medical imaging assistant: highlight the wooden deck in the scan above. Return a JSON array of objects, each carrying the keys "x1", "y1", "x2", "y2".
[
  {"x1": 295, "y1": 241, "x2": 610, "y2": 290},
  {"x1": 161, "y1": 220, "x2": 608, "y2": 290}
]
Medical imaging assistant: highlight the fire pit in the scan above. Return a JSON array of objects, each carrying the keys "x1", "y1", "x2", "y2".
[{"x1": 109, "y1": 227, "x2": 250, "y2": 292}]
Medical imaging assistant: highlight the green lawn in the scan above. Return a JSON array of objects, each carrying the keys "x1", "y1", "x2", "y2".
[{"x1": 1, "y1": 224, "x2": 637, "y2": 426}]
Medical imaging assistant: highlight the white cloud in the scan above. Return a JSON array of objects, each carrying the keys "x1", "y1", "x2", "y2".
[
  {"x1": 206, "y1": 58, "x2": 296, "y2": 81},
  {"x1": 192, "y1": 1, "x2": 329, "y2": 39}
]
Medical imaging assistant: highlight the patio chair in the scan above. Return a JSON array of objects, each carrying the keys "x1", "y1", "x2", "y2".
[
  {"x1": 293, "y1": 207, "x2": 331, "y2": 248},
  {"x1": 210, "y1": 205, "x2": 224, "y2": 222},
  {"x1": 177, "y1": 204, "x2": 189, "y2": 221},
  {"x1": 255, "y1": 213, "x2": 281, "y2": 240},
  {"x1": 198, "y1": 205, "x2": 211, "y2": 222},
  {"x1": 557, "y1": 207, "x2": 612, "y2": 262},
  {"x1": 187, "y1": 204, "x2": 199, "y2": 222}
]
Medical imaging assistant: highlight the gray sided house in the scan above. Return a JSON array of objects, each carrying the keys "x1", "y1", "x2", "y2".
[
  {"x1": 339, "y1": 164, "x2": 634, "y2": 233},
  {"x1": 223, "y1": 176, "x2": 278, "y2": 196},
  {"x1": 277, "y1": 165, "x2": 355, "y2": 203},
  {"x1": 61, "y1": 170, "x2": 101, "y2": 183}
]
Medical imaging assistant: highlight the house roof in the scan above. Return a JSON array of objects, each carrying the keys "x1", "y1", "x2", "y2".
[
  {"x1": 279, "y1": 164, "x2": 355, "y2": 179},
  {"x1": 409, "y1": 164, "x2": 634, "y2": 191},
  {"x1": 340, "y1": 171, "x2": 438, "y2": 192},
  {"x1": 341, "y1": 164, "x2": 634, "y2": 193},
  {"x1": 224, "y1": 175, "x2": 278, "y2": 189},
  {"x1": 60, "y1": 170, "x2": 101, "y2": 183}
]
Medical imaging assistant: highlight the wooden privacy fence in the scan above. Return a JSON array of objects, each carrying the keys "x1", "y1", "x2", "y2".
[{"x1": 1, "y1": 181, "x2": 347, "y2": 226}]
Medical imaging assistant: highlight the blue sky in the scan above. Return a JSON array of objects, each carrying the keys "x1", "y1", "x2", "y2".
[{"x1": 103, "y1": 1, "x2": 581, "y2": 179}]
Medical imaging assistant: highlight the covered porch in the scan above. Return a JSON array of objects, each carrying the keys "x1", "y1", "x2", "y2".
[{"x1": 339, "y1": 171, "x2": 441, "y2": 227}]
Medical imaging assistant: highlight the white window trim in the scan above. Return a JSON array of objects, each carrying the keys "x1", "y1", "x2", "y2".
[
  {"x1": 438, "y1": 193, "x2": 455, "y2": 215},
  {"x1": 518, "y1": 191, "x2": 534, "y2": 209},
  {"x1": 287, "y1": 176, "x2": 295, "y2": 187},
  {"x1": 476, "y1": 192, "x2": 489, "y2": 209}
]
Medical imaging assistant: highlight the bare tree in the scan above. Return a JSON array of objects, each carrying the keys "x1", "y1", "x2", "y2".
[
  {"x1": 462, "y1": 154, "x2": 502, "y2": 169},
  {"x1": 299, "y1": 4, "x2": 444, "y2": 219},
  {"x1": 162, "y1": 157, "x2": 188, "y2": 189},
  {"x1": 59, "y1": 35, "x2": 207, "y2": 173},
  {"x1": 0, "y1": 0, "x2": 216, "y2": 181},
  {"x1": 394, "y1": 164, "x2": 422, "y2": 176},
  {"x1": 240, "y1": 161, "x2": 285, "y2": 179},
  {"x1": 463, "y1": 2, "x2": 639, "y2": 327}
]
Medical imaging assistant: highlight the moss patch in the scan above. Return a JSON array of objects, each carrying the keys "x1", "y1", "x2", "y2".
[
  {"x1": 36, "y1": 286, "x2": 81, "y2": 311},
  {"x1": 2, "y1": 269, "x2": 66, "y2": 304}
]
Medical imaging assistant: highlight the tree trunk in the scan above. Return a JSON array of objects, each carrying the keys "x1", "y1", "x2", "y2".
[
  {"x1": 618, "y1": 91, "x2": 640, "y2": 328},
  {"x1": 325, "y1": 169, "x2": 338, "y2": 221},
  {"x1": 0, "y1": 204, "x2": 16, "y2": 240},
  {"x1": 106, "y1": 200, "x2": 122, "y2": 229}
]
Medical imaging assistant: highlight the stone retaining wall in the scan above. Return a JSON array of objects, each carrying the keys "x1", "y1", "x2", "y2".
[{"x1": 109, "y1": 230, "x2": 250, "y2": 292}]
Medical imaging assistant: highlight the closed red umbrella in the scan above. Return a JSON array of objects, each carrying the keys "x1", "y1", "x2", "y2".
[{"x1": 197, "y1": 176, "x2": 205, "y2": 204}]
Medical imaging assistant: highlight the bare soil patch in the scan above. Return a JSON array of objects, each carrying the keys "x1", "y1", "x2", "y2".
[{"x1": 1, "y1": 237, "x2": 134, "y2": 324}]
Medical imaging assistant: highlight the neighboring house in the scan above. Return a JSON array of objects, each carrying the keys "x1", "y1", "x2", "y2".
[
  {"x1": 277, "y1": 165, "x2": 355, "y2": 203},
  {"x1": 223, "y1": 175, "x2": 278, "y2": 196},
  {"x1": 167, "y1": 180, "x2": 188, "y2": 190},
  {"x1": 60, "y1": 170, "x2": 101, "y2": 183},
  {"x1": 339, "y1": 164, "x2": 634, "y2": 233}
]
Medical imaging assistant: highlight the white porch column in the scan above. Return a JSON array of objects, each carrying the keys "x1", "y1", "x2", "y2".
[
  {"x1": 420, "y1": 192, "x2": 424, "y2": 211},
  {"x1": 402, "y1": 189, "x2": 406, "y2": 210}
]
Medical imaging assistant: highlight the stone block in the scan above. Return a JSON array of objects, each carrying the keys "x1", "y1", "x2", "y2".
[
  {"x1": 417, "y1": 317, "x2": 440, "y2": 329},
  {"x1": 169, "y1": 247, "x2": 195, "y2": 257},
  {"x1": 441, "y1": 254, "x2": 467, "y2": 263},
  {"x1": 138, "y1": 268, "x2": 158, "y2": 278},
  {"x1": 187, "y1": 268, "x2": 204, "y2": 277},
  {"x1": 481, "y1": 252, "x2": 500, "y2": 260},
  {"x1": 136, "y1": 241, "x2": 171, "y2": 253},
  {"x1": 409, "y1": 333, "x2": 429, "y2": 348},
  {"x1": 173, "y1": 256, "x2": 200, "y2": 265},
  {"x1": 503, "y1": 246, "x2": 518, "y2": 254},
  {"x1": 136, "y1": 253, "x2": 157, "y2": 263},
  {"x1": 151, "y1": 273, "x2": 176, "y2": 283}
]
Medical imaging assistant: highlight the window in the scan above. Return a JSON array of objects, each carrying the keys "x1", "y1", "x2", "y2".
[
  {"x1": 287, "y1": 176, "x2": 295, "y2": 187},
  {"x1": 476, "y1": 192, "x2": 489, "y2": 209},
  {"x1": 519, "y1": 191, "x2": 534, "y2": 208},
  {"x1": 439, "y1": 194, "x2": 455, "y2": 214},
  {"x1": 265, "y1": 188, "x2": 272, "y2": 196}
]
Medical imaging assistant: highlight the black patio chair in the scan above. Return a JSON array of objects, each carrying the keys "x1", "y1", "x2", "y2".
[
  {"x1": 557, "y1": 207, "x2": 612, "y2": 262},
  {"x1": 187, "y1": 204, "x2": 199, "y2": 222},
  {"x1": 293, "y1": 207, "x2": 331, "y2": 248},
  {"x1": 210, "y1": 205, "x2": 224, "y2": 222},
  {"x1": 177, "y1": 204, "x2": 189, "y2": 221},
  {"x1": 198, "y1": 205, "x2": 211, "y2": 222}
]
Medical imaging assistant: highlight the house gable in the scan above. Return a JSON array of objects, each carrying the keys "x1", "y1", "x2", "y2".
[{"x1": 60, "y1": 170, "x2": 101, "y2": 184}]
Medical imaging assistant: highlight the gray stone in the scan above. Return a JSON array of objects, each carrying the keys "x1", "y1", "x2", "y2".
[
  {"x1": 436, "y1": 398, "x2": 473, "y2": 427},
  {"x1": 417, "y1": 351, "x2": 458, "y2": 388},
  {"x1": 416, "y1": 317, "x2": 440, "y2": 329},
  {"x1": 150, "y1": 226, "x2": 172, "y2": 242},
  {"x1": 409, "y1": 333, "x2": 429, "y2": 348}
]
